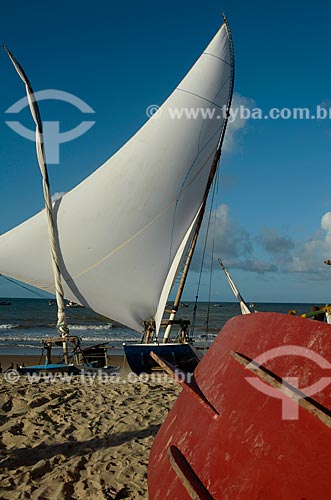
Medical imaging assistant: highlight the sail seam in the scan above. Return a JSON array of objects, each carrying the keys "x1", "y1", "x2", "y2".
[
  {"x1": 176, "y1": 88, "x2": 226, "y2": 111},
  {"x1": 71, "y1": 203, "x2": 177, "y2": 280},
  {"x1": 203, "y1": 51, "x2": 232, "y2": 66}
]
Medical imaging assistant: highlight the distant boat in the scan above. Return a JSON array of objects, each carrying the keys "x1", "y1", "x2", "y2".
[
  {"x1": 66, "y1": 300, "x2": 82, "y2": 308},
  {"x1": 0, "y1": 301, "x2": 11, "y2": 306}
]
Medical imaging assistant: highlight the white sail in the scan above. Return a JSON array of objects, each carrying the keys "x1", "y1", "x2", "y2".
[
  {"x1": 0, "y1": 23, "x2": 233, "y2": 333},
  {"x1": 154, "y1": 207, "x2": 201, "y2": 334}
]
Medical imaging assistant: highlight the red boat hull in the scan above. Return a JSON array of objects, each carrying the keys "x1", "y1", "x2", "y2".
[{"x1": 148, "y1": 312, "x2": 331, "y2": 499}]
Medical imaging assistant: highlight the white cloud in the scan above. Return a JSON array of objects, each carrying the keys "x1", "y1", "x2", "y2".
[
  {"x1": 192, "y1": 203, "x2": 331, "y2": 280},
  {"x1": 321, "y1": 212, "x2": 331, "y2": 237},
  {"x1": 286, "y1": 211, "x2": 331, "y2": 275},
  {"x1": 212, "y1": 204, "x2": 252, "y2": 258},
  {"x1": 223, "y1": 92, "x2": 255, "y2": 153},
  {"x1": 192, "y1": 203, "x2": 254, "y2": 272}
]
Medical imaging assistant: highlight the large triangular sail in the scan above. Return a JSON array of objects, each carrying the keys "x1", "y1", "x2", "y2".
[{"x1": 0, "y1": 21, "x2": 234, "y2": 333}]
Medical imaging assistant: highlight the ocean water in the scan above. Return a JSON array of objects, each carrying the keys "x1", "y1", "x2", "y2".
[{"x1": 0, "y1": 298, "x2": 322, "y2": 356}]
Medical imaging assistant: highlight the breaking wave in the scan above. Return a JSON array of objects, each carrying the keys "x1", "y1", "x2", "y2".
[
  {"x1": 0, "y1": 323, "x2": 114, "y2": 331},
  {"x1": 69, "y1": 324, "x2": 113, "y2": 330}
]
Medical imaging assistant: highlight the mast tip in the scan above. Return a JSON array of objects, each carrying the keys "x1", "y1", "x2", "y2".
[{"x1": 222, "y1": 12, "x2": 229, "y2": 25}]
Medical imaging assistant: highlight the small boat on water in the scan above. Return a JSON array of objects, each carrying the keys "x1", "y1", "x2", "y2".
[
  {"x1": 66, "y1": 300, "x2": 82, "y2": 308},
  {"x1": 0, "y1": 301, "x2": 11, "y2": 306},
  {"x1": 148, "y1": 312, "x2": 331, "y2": 499}
]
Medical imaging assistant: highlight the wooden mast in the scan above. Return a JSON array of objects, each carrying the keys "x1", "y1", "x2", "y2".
[
  {"x1": 218, "y1": 258, "x2": 252, "y2": 315},
  {"x1": 162, "y1": 15, "x2": 235, "y2": 342}
]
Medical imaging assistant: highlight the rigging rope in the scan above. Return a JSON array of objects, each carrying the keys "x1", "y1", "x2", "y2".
[
  {"x1": 192, "y1": 171, "x2": 219, "y2": 333},
  {"x1": 205, "y1": 168, "x2": 221, "y2": 339}
]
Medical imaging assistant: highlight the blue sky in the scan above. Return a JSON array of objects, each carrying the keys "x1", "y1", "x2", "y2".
[{"x1": 0, "y1": 0, "x2": 331, "y2": 303}]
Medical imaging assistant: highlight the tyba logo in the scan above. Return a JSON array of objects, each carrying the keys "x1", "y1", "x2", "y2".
[
  {"x1": 244, "y1": 345, "x2": 331, "y2": 420},
  {"x1": 5, "y1": 89, "x2": 96, "y2": 164}
]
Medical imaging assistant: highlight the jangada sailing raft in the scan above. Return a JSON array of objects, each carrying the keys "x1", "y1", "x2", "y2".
[{"x1": 0, "y1": 18, "x2": 234, "y2": 374}]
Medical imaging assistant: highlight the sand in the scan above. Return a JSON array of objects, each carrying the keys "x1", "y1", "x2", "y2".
[{"x1": 0, "y1": 369, "x2": 181, "y2": 499}]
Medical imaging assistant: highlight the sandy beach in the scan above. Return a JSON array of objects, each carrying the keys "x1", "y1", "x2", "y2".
[{"x1": 0, "y1": 367, "x2": 181, "y2": 499}]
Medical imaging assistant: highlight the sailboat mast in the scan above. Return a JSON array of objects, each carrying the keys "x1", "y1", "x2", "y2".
[
  {"x1": 218, "y1": 258, "x2": 251, "y2": 315},
  {"x1": 162, "y1": 15, "x2": 235, "y2": 342},
  {"x1": 4, "y1": 47, "x2": 70, "y2": 363}
]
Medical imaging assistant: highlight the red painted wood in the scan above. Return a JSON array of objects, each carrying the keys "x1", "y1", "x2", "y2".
[{"x1": 148, "y1": 312, "x2": 331, "y2": 500}]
